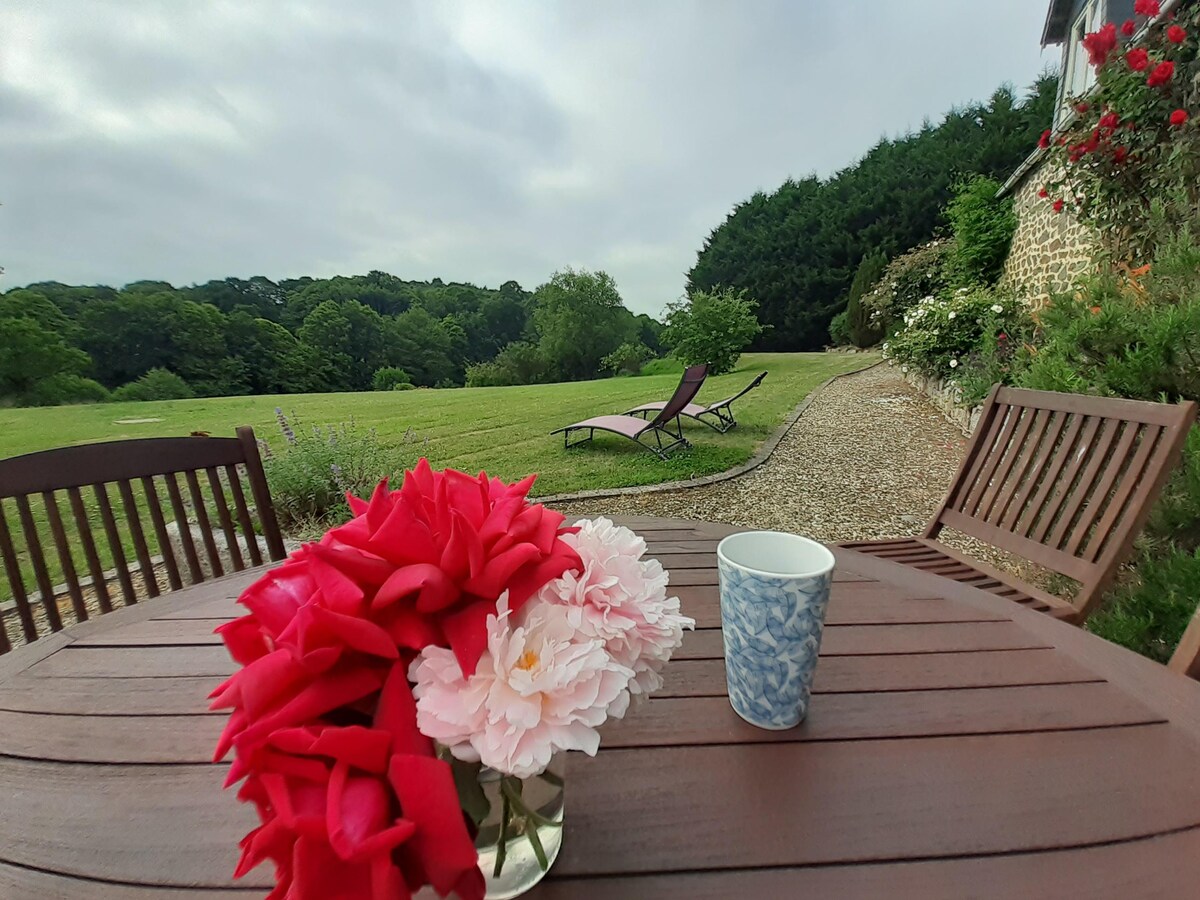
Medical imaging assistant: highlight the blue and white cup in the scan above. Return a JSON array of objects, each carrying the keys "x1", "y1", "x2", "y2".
[{"x1": 716, "y1": 531, "x2": 835, "y2": 730}]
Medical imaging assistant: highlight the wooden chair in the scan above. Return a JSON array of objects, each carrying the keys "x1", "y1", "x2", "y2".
[
  {"x1": 0, "y1": 427, "x2": 285, "y2": 653},
  {"x1": 1169, "y1": 609, "x2": 1200, "y2": 680},
  {"x1": 841, "y1": 386, "x2": 1197, "y2": 624}
]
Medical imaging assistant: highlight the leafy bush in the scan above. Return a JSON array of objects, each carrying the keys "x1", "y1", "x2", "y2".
[
  {"x1": 663, "y1": 287, "x2": 763, "y2": 375},
  {"x1": 465, "y1": 341, "x2": 549, "y2": 387},
  {"x1": 263, "y1": 409, "x2": 421, "y2": 531},
  {"x1": 945, "y1": 176, "x2": 1016, "y2": 287},
  {"x1": 601, "y1": 342, "x2": 653, "y2": 376},
  {"x1": 636, "y1": 357, "x2": 684, "y2": 377},
  {"x1": 372, "y1": 366, "x2": 413, "y2": 391},
  {"x1": 845, "y1": 251, "x2": 887, "y2": 347},
  {"x1": 393, "y1": 382, "x2": 417, "y2": 391},
  {"x1": 25, "y1": 374, "x2": 111, "y2": 406},
  {"x1": 861, "y1": 239, "x2": 954, "y2": 333},
  {"x1": 111, "y1": 368, "x2": 194, "y2": 401},
  {"x1": 827, "y1": 309, "x2": 852, "y2": 346},
  {"x1": 882, "y1": 287, "x2": 1029, "y2": 380}
]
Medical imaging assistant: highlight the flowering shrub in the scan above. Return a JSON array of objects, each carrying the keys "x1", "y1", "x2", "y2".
[
  {"x1": 860, "y1": 238, "x2": 954, "y2": 332},
  {"x1": 663, "y1": 287, "x2": 763, "y2": 375},
  {"x1": 1041, "y1": 1, "x2": 1200, "y2": 260},
  {"x1": 881, "y1": 287, "x2": 1029, "y2": 381}
]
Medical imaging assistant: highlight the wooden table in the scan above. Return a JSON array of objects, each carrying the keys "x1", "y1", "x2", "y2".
[{"x1": 3, "y1": 516, "x2": 1200, "y2": 898}]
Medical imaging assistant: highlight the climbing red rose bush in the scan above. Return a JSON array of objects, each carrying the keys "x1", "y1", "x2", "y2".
[{"x1": 1039, "y1": 2, "x2": 1200, "y2": 261}]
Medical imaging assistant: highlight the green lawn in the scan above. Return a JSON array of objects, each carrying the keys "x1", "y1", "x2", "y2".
[{"x1": 0, "y1": 353, "x2": 874, "y2": 498}]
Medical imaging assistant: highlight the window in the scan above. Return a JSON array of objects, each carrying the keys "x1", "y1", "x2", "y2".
[{"x1": 1055, "y1": 0, "x2": 1104, "y2": 128}]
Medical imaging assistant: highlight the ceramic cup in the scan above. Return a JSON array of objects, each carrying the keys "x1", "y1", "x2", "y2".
[{"x1": 716, "y1": 531, "x2": 835, "y2": 730}]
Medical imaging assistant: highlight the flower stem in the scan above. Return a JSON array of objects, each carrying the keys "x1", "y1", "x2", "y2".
[{"x1": 494, "y1": 792, "x2": 510, "y2": 878}]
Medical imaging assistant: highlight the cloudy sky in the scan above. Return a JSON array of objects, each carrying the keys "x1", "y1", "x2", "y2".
[{"x1": 1, "y1": 1, "x2": 1056, "y2": 315}]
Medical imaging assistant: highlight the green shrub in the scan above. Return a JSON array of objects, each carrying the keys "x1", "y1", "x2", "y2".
[
  {"x1": 111, "y1": 368, "x2": 194, "y2": 401},
  {"x1": 263, "y1": 409, "x2": 422, "y2": 531},
  {"x1": 861, "y1": 239, "x2": 954, "y2": 333},
  {"x1": 827, "y1": 309, "x2": 852, "y2": 346},
  {"x1": 601, "y1": 342, "x2": 653, "y2": 376},
  {"x1": 844, "y1": 251, "x2": 887, "y2": 348},
  {"x1": 372, "y1": 366, "x2": 413, "y2": 391},
  {"x1": 944, "y1": 176, "x2": 1016, "y2": 287},
  {"x1": 393, "y1": 382, "x2": 417, "y2": 391},
  {"x1": 883, "y1": 287, "x2": 1029, "y2": 381},
  {"x1": 663, "y1": 287, "x2": 763, "y2": 375},
  {"x1": 465, "y1": 341, "x2": 549, "y2": 387},
  {"x1": 24, "y1": 373, "x2": 111, "y2": 406},
  {"x1": 635, "y1": 357, "x2": 683, "y2": 377}
]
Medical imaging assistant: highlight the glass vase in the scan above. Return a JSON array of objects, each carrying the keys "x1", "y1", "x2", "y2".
[{"x1": 472, "y1": 755, "x2": 566, "y2": 899}]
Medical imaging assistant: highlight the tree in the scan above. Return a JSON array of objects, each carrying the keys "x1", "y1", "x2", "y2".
[
  {"x1": 687, "y1": 74, "x2": 1059, "y2": 350},
  {"x1": 845, "y1": 251, "x2": 887, "y2": 348},
  {"x1": 78, "y1": 291, "x2": 183, "y2": 386},
  {"x1": 532, "y1": 269, "x2": 636, "y2": 381},
  {"x1": 112, "y1": 368, "x2": 195, "y2": 401},
  {"x1": 0, "y1": 316, "x2": 91, "y2": 404},
  {"x1": 663, "y1": 288, "x2": 763, "y2": 375}
]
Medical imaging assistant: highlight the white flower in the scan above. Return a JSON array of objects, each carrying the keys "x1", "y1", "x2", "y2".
[
  {"x1": 947, "y1": 311, "x2": 957, "y2": 320},
  {"x1": 901, "y1": 365, "x2": 909, "y2": 373},
  {"x1": 957, "y1": 287, "x2": 970, "y2": 295},
  {"x1": 881, "y1": 342, "x2": 889, "y2": 351},
  {"x1": 991, "y1": 304, "x2": 1004, "y2": 314},
  {"x1": 949, "y1": 358, "x2": 959, "y2": 369},
  {"x1": 931, "y1": 330, "x2": 939, "y2": 337}
]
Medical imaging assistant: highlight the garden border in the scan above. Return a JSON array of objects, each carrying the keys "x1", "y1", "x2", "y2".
[{"x1": 535, "y1": 358, "x2": 884, "y2": 506}]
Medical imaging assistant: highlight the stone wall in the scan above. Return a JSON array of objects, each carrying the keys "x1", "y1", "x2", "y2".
[{"x1": 1000, "y1": 156, "x2": 1095, "y2": 303}]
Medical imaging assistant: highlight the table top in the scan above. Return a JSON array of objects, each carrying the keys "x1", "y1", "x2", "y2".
[{"x1": 3, "y1": 515, "x2": 1200, "y2": 899}]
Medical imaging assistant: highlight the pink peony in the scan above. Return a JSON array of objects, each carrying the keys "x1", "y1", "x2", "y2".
[
  {"x1": 543, "y1": 518, "x2": 694, "y2": 697},
  {"x1": 409, "y1": 594, "x2": 633, "y2": 778}
]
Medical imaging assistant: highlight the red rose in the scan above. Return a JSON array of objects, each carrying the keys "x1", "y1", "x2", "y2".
[
  {"x1": 1082, "y1": 22, "x2": 1119, "y2": 67},
  {"x1": 1038, "y1": 128, "x2": 1052, "y2": 149},
  {"x1": 1168, "y1": 24, "x2": 1187, "y2": 43},
  {"x1": 1127, "y1": 47, "x2": 1150, "y2": 70},
  {"x1": 1053, "y1": 199, "x2": 1065, "y2": 213},
  {"x1": 1075, "y1": 101, "x2": 1090, "y2": 114},
  {"x1": 998, "y1": 333, "x2": 1009, "y2": 341},
  {"x1": 1122, "y1": 19, "x2": 1136, "y2": 36},
  {"x1": 1148, "y1": 60, "x2": 1175, "y2": 86},
  {"x1": 1114, "y1": 145, "x2": 1130, "y2": 163},
  {"x1": 1171, "y1": 108, "x2": 1189, "y2": 125},
  {"x1": 1135, "y1": 0, "x2": 1161, "y2": 15},
  {"x1": 1098, "y1": 111, "x2": 1120, "y2": 130},
  {"x1": 1038, "y1": 186, "x2": 1049, "y2": 198}
]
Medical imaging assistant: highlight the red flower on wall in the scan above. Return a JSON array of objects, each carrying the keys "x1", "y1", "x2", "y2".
[
  {"x1": 1075, "y1": 101, "x2": 1091, "y2": 114},
  {"x1": 1135, "y1": 0, "x2": 1161, "y2": 16},
  {"x1": 1127, "y1": 47, "x2": 1150, "y2": 70},
  {"x1": 1147, "y1": 60, "x2": 1175, "y2": 87},
  {"x1": 1122, "y1": 19, "x2": 1136, "y2": 36},
  {"x1": 1171, "y1": 109, "x2": 1189, "y2": 126},
  {"x1": 1038, "y1": 186, "x2": 1049, "y2": 198},
  {"x1": 1038, "y1": 128, "x2": 1052, "y2": 149},
  {"x1": 1167, "y1": 24, "x2": 1187, "y2": 43},
  {"x1": 1114, "y1": 145, "x2": 1130, "y2": 163},
  {"x1": 1098, "y1": 111, "x2": 1120, "y2": 130},
  {"x1": 1083, "y1": 23, "x2": 1119, "y2": 66},
  {"x1": 1053, "y1": 199, "x2": 1066, "y2": 213}
]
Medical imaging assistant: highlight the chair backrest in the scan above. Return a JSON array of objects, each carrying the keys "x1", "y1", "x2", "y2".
[
  {"x1": 1169, "y1": 606, "x2": 1200, "y2": 680},
  {"x1": 925, "y1": 386, "x2": 1197, "y2": 620},
  {"x1": 649, "y1": 363, "x2": 709, "y2": 428},
  {"x1": 728, "y1": 371, "x2": 768, "y2": 403},
  {"x1": 0, "y1": 427, "x2": 285, "y2": 653}
]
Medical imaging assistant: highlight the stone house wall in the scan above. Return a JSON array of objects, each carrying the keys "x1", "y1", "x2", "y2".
[{"x1": 999, "y1": 155, "x2": 1095, "y2": 303}]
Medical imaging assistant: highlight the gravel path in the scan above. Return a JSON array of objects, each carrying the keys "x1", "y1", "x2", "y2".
[{"x1": 556, "y1": 364, "x2": 971, "y2": 543}]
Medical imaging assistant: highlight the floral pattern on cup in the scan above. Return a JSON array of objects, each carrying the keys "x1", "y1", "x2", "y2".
[{"x1": 717, "y1": 560, "x2": 832, "y2": 729}]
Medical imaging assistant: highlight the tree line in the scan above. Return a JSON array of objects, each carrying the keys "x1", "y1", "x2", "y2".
[
  {"x1": 0, "y1": 269, "x2": 665, "y2": 405},
  {"x1": 687, "y1": 75, "x2": 1059, "y2": 350}
]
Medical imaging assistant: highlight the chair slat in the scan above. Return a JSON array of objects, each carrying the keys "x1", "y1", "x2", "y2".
[
  {"x1": 67, "y1": 487, "x2": 112, "y2": 615},
  {"x1": 238, "y1": 427, "x2": 286, "y2": 562},
  {"x1": 0, "y1": 501, "x2": 35, "y2": 645},
  {"x1": 998, "y1": 410, "x2": 1065, "y2": 530},
  {"x1": 15, "y1": 494, "x2": 62, "y2": 633},
  {"x1": 93, "y1": 484, "x2": 137, "y2": 605},
  {"x1": 128, "y1": 480, "x2": 169, "y2": 600},
  {"x1": 164, "y1": 473, "x2": 203, "y2": 584},
  {"x1": 975, "y1": 406, "x2": 1039, "y2": 522},
  {"x1": 1030, "y1": 416, "x2": 1103, "y2": 544},
  {"x1": 1046, "y1": 419, "x2": 1125, "y2": 551},
  {"x1": 225, "y1": 465, "x2": 264, "y2": 567},
  {"x1": 1063, "y1": 421, "x2": 1140, "y2": 557},
  {"x1": 956, "y1": 404, "x2": 1014, "y2": 515},
  {"x1": 1081, "y1": 426, "x2": 1162, "y2": 563},
  {"x1": 1014, "y1": 413, "x2": 1087, "y2": 539},
  {"x1": 184, "y1": 470, "x2": 223, "y2": 578},
  {"x1": 42, "y1": 491, "x2": 88, "y2": 624},
  {"x1": 206, "y1": 468, "x2": 244, "y2": 571}
]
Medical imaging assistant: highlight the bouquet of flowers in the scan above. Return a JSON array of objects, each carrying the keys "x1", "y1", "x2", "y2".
[{"x1": 211, "y1": 460, "x2": 693, "y2": 899}]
